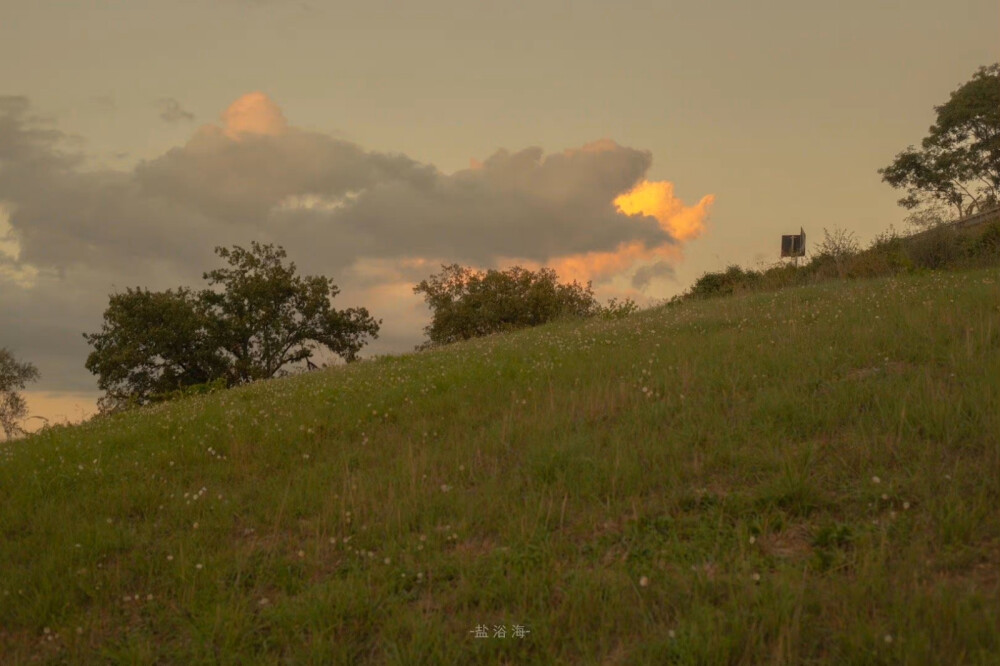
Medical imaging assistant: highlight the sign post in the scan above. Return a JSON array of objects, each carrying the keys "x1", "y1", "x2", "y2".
[{"x1": 781, "y1": 227, "x2": 806, "y2": 266}]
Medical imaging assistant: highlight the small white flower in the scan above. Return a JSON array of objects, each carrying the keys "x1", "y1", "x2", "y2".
[
  {"x1": 884, "y1": 634, "x2": 893, "y2": 644},
  {"x1": 749, "y1": 536, "x2": 756, "y2": 544},
  {"x1": 872, "y1": 476, "x2": 881, "y2": 484},
  {"x1": 639, "y1": 576, "x2": 649, "y2": 587},
  {"x1": 752, "y1": 572, "x2": 761, "y2": 582},
  {"x1": 195, "y1": 563, "x2": 203, "y2": 570},
  {"x1": 903, "y1": 501, "x2": 910, "y2": 510}
]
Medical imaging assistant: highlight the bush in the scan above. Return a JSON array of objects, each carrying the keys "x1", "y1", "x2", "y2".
[
  {"x1": 414, "y1": 264, "x2": 600, "y2": 346},
  {"x1": 758, "y1": 263, "x2": 805, "y2": 291},
  {"x1": 972, "y1": 220, "x2": 1000, "y2": 258},
  {"x1": 688, "y1": 265, "x2": 762, "y2": 299},
  {"x1": 600, "y1": 297, "x2": 640, "y2": 320},
  {"x1": 846, "y1": 226, "x2": 913, "y2": 278},
  {"x1": 816, "y1": 228, "x2": 860, "y2": 278},
  {"x1": 907, "y1": 224, "x2": 962, "y2": 269}
]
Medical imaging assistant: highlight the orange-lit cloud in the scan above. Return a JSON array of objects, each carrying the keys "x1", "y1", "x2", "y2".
[
  {"x1": 222, "y1": 91, "x2": 288, "y2": 139},
  {"x1": 500, "y1": 180, "x2": 714, "y2": 286},
  {"x1": 614, "y1": 179, "x2": 711, "y2": 241}
]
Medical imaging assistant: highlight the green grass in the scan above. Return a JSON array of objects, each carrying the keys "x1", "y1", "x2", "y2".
[{"x1": 2, "y1": 267, "x2": 999, "y2": 664}]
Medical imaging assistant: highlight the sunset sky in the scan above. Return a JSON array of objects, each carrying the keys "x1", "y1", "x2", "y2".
[{"x1": 1, "y1": 0, "x2": 997, "y2": 430}]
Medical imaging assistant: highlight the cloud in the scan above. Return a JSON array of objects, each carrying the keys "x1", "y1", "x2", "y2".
[
  {"x1": 631, "y1": 261, "x2": 677, "y2": 289},
  {"x1": 221, "y1": 91, "x2": 285, "y2": 137},
  {"x1": 157, "y1": 97, "x2": 195, "y2": 123},
  {"x1": 0, "y1": 92, "x2": 714, "y2": 396}
]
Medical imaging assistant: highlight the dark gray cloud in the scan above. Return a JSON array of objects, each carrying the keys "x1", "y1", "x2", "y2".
[
  {"x1": 631, "y1": 260, "x2": 677, "y2": 289},
  {"x1": 156, "y1": 97, "x2": 195, "y2": 123},
  {"x1": 1, "y1": 94, "x2": 700, "y2": 393}
]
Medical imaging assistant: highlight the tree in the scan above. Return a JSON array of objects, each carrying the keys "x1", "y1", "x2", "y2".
[
  {"x1": 83, "y1": 288, "x2": 228, "y2": 412},
  {"x1": 84, "y1": 242, "x2": 380, "y2": 411},
  {"x1": 414, "y1": 264, "x2": 600, "y2": 346},
  {"x1": 0, "y1": 348, "x2": 39, "y2": 439},
  {"x1": 879, "y1": 63, "x2": 1000, "y2": 219}
]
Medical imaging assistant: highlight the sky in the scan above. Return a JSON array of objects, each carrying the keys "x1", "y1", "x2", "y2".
[{"x1": 1, "y1": 0, "x2": 998, "y2": 432}]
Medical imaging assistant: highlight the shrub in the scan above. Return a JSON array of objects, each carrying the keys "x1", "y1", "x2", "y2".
[
  {"x1": 816, "y1": 228, "x2": 860, "y2": 278},
  {"x1": 600, "y1": 297, "x2": 640, "y2": 320},
  {"x1": 847, "y1": 226, "x2": 913, "y2": 278},
  {"x1": 907, "y1": 224, "x2": 962, "y2": 269},
  {"x1": 414, "y1": 264, "x2": 600, "y2": 346},
  {"x1": 972, "y1": 220, "x2": 1000, "y2": 258},
  {"x1": 688, "y1": 265, "x2": 761, "y2": 299},
  {"x1": 758, "y1": 262, "x2": 805, "y2": 291}
]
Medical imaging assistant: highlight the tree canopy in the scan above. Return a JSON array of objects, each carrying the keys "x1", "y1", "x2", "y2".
[
  {"x1": 85, "y1": 242, "x2": 380, "y2": 412},
  {"x1": 0, "y1": 348, "x2": 39, "y2": 439},
  {"x1": 414, "y1": 264, "x2": 601, "y2": 346},
  {"x1": 879, "y1": 63, "x2": 1000, "y2": 219}
]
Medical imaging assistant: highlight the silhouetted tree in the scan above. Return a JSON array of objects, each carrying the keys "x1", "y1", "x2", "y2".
[
  {"x1": 85, "y1": 242, "x2": 380, "y2": 412},
  {"x1": 0, "y1": 348, "x2": 39, "y2": 439},
  {"x1": 879, "y1": 63, "x2": 1000, "y2": 218}
]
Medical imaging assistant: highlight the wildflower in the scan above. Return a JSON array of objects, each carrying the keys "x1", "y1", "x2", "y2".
[
  {"x1": 884, "y1": 634, "x2": 893, "y2": 644},
  {"x1": 195, "y1": 563, "x2": 203, "y2": 570},
  {"x1": 903, "y1": 501, "x2": 910, "y2": 510},
  {"x1": 749, "y1": 536, "x2": 756, "y2": 545},
  {"x1": 872, "y1": 476, "x2": 881, "y2": 484},
  {"x1": 752, "y1": 572, "x2": 761, "y2": 582},
  {"x1": 639, "y1": 576, "x2": 649, "y2": 587}
]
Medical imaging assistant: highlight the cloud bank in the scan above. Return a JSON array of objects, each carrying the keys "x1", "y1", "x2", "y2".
[{"x1": 0, "y1": 91, "x2": 713, "y2": 395}]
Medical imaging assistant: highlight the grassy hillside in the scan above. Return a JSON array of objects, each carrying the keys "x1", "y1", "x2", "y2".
[{"x1": 2, "y1": 267, "x2": 998, "y2": 665}]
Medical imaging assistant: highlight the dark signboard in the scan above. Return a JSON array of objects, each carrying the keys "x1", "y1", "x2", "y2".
[{"x1": 781, "y1": 228, "x2": 806, "y2": 257}]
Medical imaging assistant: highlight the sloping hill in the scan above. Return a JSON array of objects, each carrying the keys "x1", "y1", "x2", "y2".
[{"x1": 2, "y1": 267, "x2": 999, "y2": 664}]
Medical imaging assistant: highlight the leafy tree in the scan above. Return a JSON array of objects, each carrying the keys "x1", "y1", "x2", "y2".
[
  {"x1": 200, "y1": 243, "x2": 380, "y2": 382},
  {"x1": 879, "y1": 63, "x2": 1000, "y2": 219},
  {"x1": 0, "y1": 348, "x2": 39, "y2": 439},
  {"x1": 414, "y1": 264, "x2": 600, "y2": 346},
  {"x1": 83, "y1": 288, "x2": 228, "y2": 412},
  {"x1": 85, "y1": 242, "x2": 380, "y2": 411}
]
